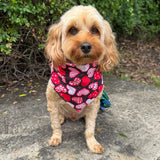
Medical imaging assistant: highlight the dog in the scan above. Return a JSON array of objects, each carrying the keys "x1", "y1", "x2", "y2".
[{"x1": 45, "y1": 5, "x2": 118, "y2": 153}]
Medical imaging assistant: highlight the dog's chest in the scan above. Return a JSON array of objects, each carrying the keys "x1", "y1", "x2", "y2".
[{"x1": 58, "y1": 102, "x2": 86, "y2": 120}]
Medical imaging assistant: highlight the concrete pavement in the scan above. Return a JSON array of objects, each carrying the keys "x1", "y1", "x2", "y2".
[{"x1": 0, "y1": 75, "x2": 160, "y2": 160}]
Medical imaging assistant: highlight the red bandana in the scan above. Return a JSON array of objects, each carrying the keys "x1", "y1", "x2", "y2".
[{"x1": 51, "y1": 62, "x2": 103, "y2": 112}]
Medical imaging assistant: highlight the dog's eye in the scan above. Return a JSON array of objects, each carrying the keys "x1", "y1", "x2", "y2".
[
  {"x1": 68, "y1": 27, "x2": 78, "y2": 35},
  {"x1": 91, "y1": 27, "x2": 99, "y2": 34}
]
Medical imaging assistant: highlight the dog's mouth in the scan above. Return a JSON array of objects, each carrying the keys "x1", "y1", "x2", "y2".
[{"x1": 83, "y1": 54, "x2": 90, "y2": 58}]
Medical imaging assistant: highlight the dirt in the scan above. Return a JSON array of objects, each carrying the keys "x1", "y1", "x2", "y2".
[
  {"x1": 0, "y1": 79, "x2": 48, "y2": 105},
  {"x1": 113, "y1": 38, "x2": 160, "y2": 87}
]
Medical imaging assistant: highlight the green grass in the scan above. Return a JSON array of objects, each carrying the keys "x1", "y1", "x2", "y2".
[
  {"x1": 150, "y1": 75, "x2": 160, "y2": 87},
  {"x1": 120, "y1": 74, "x2": 131, "y2": 81}
]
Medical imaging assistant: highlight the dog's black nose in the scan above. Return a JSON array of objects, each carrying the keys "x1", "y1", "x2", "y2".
[{"x1": 80, "y1": 42, "x2": 92, "y2": 54}]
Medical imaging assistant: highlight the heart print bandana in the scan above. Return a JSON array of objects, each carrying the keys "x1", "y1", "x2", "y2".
[{"x1": 51, "y1": 62, "x2": 103, "y2": 112}]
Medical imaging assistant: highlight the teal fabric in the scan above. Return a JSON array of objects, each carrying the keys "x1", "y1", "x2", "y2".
[{"x1": 100, "y1": 91, "x2": 111, "y2": 111}]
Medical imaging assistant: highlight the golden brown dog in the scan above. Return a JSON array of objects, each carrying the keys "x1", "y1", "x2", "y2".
[{"x1": 45, "y1": 5, "x2": 118, "y2": 153}]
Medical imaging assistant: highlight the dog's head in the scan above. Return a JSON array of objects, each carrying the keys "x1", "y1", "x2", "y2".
[{"x1": 45, "y1": 5, "x2": 119, "y2": 71}]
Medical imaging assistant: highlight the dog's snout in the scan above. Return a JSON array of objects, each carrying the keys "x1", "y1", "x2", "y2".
[{"x1": 80, "y1": 42, "x2": 92, "y2": 54}]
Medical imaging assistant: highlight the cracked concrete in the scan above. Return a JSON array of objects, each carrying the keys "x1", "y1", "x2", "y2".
[{"x1": 0, "y1": 75, "x2": 160, "y2": 160}]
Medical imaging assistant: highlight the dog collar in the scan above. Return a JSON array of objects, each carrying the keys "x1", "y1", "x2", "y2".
[{"x1": 51, "y1": 62, "x2": 103, "y2": 112}]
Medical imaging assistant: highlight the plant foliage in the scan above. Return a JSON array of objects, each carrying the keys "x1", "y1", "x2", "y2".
[{"x1": 0, "y1": 0, "x2": 160, "y2": 84}]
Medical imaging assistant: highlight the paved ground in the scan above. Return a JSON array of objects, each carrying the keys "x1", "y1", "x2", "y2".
[{"x1": 0, "y1": 76, "x2": 160, "y2": 160}]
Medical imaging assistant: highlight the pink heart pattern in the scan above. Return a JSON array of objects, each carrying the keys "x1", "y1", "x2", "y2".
[
  {"x1": 75, "y1": 103, "x2": 86, "y2": 111},
  {"x1": 88, "y1": 82, "x2": 98, "y2": 90},
  {"x1": 57, "y1": 72, "x2": 66, "y2": 83},
  {"x1": 87, "y1": 68, "x2": 96, "y2": 78},
  {"x1": 68, "y1": 67, "x2": 80, "y2": 78},
  {"x1": 51, "y1": 62, "x2": 103, "y2": 112},
  {"x1": 92, "y1": 62, "x2": 98, "y2": 67},
  {"x1": 72, "y1": 97, "x2": 83, "y2": 104},
  {"x1": 77, "y1": 88, "x2": 90, "y2": 96},
  {"x1": 86, "y1": 98, "x2": 94, "y2": 104},
  {"x1": 77, "y1": 64, "x2": 90, "y2": 72},
  {"x1": 88, "y1": 91, "x2": 98, "y2": 99},
  {"x1": 69, "y1": 77, "x2": 81, "y2": 86},
  {"x1": 67, "y1": 85, "x2": 76, "y2": 95},
  {"x1": 55, "y1": 84, "x2": 67, "y2": 93}
]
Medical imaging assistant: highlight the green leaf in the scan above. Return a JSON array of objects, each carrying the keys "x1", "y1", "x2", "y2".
[
  {"x1": 50, "y1": 10, "x2": 53, "y2": 14},
  {"x1": 38, "y1": 44, "x2": 44, "y2": 49},
  {"x1": 3, "y1": 111, "x2": 8, "y2": 114},
  {"x1": 119, "y1": 133, "x2": 127, "y2": 138}
]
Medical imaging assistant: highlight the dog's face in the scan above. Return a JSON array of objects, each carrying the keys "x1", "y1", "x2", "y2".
[
  {"x1": 61, "y1": 6, "x2": 106, "y2": 65},
  {"x1": 46, "y1": 5, "x2": 118, "y2": 71}
]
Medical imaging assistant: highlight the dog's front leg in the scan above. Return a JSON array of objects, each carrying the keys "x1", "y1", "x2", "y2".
[
  {"x1": 46, "y1": 82, "x2": 62, "y2": 146},
  {"x1": 48, "y1": 103, "x2": 62, "y2": 146},
  {"x1": 85, "y1": 95, "x2": 104, "y2": 153}
]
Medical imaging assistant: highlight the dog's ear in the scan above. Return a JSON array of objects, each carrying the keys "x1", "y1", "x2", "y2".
[
  {"x1": 45, "y1": 22, "x2": 65, "y2": 69},
  {"x1": 99, "y1": 20, "x2": 119, "y2": 71}
]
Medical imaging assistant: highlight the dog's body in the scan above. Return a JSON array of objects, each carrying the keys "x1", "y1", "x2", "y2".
[{"x1": 45, "y1": 5, "x2": 118, "y2": 153}]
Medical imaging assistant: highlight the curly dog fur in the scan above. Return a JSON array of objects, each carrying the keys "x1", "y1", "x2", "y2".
[{"x1": 45, "y1": 5, "x2": 118, "y2": 153}]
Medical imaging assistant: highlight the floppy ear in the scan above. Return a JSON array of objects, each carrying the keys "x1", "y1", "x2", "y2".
[
  {"x1": 45, "y1": 22, "x2": 65, "y2": 69},
  {"x1": 100, "y1": 20, "x2": 119, "y2": 71}
]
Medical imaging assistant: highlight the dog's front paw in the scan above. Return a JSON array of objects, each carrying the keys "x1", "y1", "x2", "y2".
[
  {"x1": 90, "y1": 143, "x2": 104, "y2": 153},
  {"x1": 49, "y1": 136, "x2": 61, "y2": 146},
  {"x1": 88, "y1": 142, "x2": 104, "y2": 153}
]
